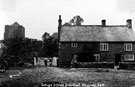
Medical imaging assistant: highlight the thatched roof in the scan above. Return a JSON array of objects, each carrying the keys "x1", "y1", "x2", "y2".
[{"x1": 60, "y1": 25, "x2": 135, "y2": 42}]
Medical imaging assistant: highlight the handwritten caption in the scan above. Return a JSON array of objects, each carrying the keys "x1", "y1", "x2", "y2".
[{"x1": 41, "y1": 83, "x2": 105, "y2": 87}]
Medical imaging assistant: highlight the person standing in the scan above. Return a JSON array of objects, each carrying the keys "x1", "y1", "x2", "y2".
[
  {"x1": 52, "y1": 57, "x2": 58, "y2": 67},
  {"x1": 44, "y1": 58, "x2": 48, "y2": 66},
  {"x1": 70, "y1": 55, "x2": 78, "y2": 68}
]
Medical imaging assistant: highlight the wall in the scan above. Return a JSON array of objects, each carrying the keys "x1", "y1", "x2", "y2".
[{"x1": 58, "y1": 42, "x2": 135, "y2": 68}]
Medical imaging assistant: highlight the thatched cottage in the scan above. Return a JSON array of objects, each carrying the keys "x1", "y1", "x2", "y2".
[{"x1": 58, "y1": 15, "x2": 135, "y2": 69}]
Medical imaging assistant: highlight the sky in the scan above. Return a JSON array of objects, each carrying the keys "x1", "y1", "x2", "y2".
[{"x1": 0, "y1": 0, "x2": 135, "y2": 40}]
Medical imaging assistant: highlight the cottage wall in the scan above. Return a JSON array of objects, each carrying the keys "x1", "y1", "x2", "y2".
[{"x1": 58, "y1": 42, "x2": 135, "y2": 67}]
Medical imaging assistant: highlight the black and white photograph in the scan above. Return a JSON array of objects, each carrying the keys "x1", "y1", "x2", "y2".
[{"x1": 0, "y1": 0, "x2": 135, "y2": 87}]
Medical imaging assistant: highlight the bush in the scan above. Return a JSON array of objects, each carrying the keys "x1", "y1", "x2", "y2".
[
  {"x1": 120, "y1": 62, "x2": 135, "y2": 70},
  {"x1": 77, "y1": 62, "x2": 114, "y2": 68}
]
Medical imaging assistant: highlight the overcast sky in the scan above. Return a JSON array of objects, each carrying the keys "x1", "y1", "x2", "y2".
[{"x1": 0, "y1": 0, "x2": 135, "y2": 40}]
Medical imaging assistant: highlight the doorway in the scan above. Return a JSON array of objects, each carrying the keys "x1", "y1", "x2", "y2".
[{"x1": 115, "y1": 54, "x2": 121, "y2": 66}]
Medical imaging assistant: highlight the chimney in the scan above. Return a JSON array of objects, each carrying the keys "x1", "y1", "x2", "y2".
[
  {"x1": 58, "y1": 15, "x2": 62, "y2": 27},
  {"x1": 58, "y1": 15, "x2": 62, "y2": 42},
  {"x1": 126, "y1": 19, "x2": 132, "y2": 29},
  {"x1": 102, "y1": 20, "x2": 106, "y2": 26}
]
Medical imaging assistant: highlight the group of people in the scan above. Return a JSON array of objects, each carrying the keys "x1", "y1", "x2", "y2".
[
  {"x1": 44, "y1": 57, "x2": 58, "y2": 67},
  {"x1": 42, "y1": 56, "x2": 78, "y2": 68}
]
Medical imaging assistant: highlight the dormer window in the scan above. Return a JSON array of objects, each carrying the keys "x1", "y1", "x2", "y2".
[
  {"x1": 124, "y1": 43, "x2": 132, "y2": 51},
  {"x1": 71, "y1": 43, "x2": 78, "y2": 47},
  {"x1": 100, "y1": 43, "x2": 109, "y2": 51}
]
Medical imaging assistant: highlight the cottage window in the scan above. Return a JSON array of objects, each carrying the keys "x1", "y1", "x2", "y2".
[
  {"x1": 100, "y1": 43, "x2": 109, "y2": 51},
  {"x1": 124, "y1": 43, "x2": 132, "y2": 51},
  {"x1": 124, "y1": 54, "x2": 134, "y2": 61},
  {"x1": 94, "y1": 54, "x2": 100, "y2": 62},
  {"x1": 71, "y1": 43, "x2": 78, "y2": 47}
]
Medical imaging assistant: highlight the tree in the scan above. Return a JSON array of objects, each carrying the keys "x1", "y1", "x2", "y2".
[
  {"x1": 41, "y1": 32, "x2": 58, "y2": 57},
  {"x1": 2, "y1": 37, "x2": 42, "y2": 57},
  {"x1": 70, "y1": 15, "x2": 84, "y2": 25},
  {"x1": 0, "y1": 37, "x2": 43, "y2": 68},
  {"x1": 42, "y1": 32, "x2": 50, "y2": 41},
  {"x1": 51, "y1": 32, "x2": 58, "y2": 40},
  {"x1": 4, "y1": 37, "x2": 23, "y2": 56}
]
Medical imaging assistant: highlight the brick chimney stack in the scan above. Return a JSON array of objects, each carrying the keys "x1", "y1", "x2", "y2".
[
  {"x1": 126, "y1": 19, "x2": 132, "y2": 29},
  {"x1": 58, "y1": 15, "x2": 62, "y2": 27},
  {"x1": 58, "y1": 15, "x2": 62, "y2": 42},
  {"x1": 102, "y1": 20, "x2": 106, "y2": 26}
]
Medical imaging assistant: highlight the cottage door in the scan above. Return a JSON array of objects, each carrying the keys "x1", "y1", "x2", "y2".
[{"x1": 115, "y1": 54, "x2": 121, "y2": 66}]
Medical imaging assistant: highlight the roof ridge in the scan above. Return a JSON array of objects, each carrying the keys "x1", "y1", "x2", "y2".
[
  {"x1": 11, "y1": 22, "x2": 20, "y2": 26},
  {"x1": 60, "y1": 25, "x2": 135, "y2": 41}
]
